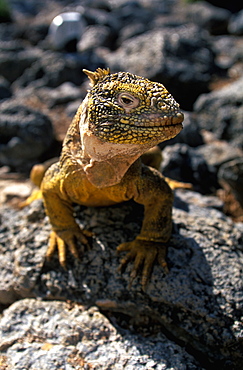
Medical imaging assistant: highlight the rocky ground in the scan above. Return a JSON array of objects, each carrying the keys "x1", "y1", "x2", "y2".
[{"x1": 0, "y1": 0, "x2": 243, "y2": 369}]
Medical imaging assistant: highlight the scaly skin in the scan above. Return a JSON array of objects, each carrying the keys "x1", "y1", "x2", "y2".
[{"x1": 40, "y1": 68, "x2": 184, "y2": 289}]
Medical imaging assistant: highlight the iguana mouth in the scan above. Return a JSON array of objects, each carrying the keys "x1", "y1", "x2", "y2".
[
  {"x1": 95, "y1": 118, "x2": 183, "y2": 144},
  {"x1": 134, "y1": 112, "x2": 184, "y2": 126},
  {"x1": 99, "y1": 112, "x2": 184, "y2": 128}
]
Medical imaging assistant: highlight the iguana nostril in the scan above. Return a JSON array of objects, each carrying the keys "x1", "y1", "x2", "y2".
[{"x1": 172, "y1": 112, "x2": 184, "y2": 125}]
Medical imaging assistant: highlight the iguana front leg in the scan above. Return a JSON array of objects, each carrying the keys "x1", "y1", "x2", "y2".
[
  {"x1": 41, "y1": 166, "x2": 92, "y2": 268},
  {"x1": 43, "y1": 192, "x2": 92, "y2": 268},
  {"x1": 117, "y1": 165, "x2": 173, "y2": 289}
]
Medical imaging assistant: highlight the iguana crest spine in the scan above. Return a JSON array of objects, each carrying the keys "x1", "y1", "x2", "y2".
[{"x1": 83, "y1": 68, "x2": 111, "y2": 86}]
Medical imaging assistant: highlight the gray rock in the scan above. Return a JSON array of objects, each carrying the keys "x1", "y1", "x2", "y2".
[
  {"x1": 66, "y1": 99, "x2": 84, "y2": 118},
  {"x1": 197, "y1": 141, "x2": 243, "y2": 168},
  {"x1": 117, "y1": 22, "x2": 149, "y2": 45},
  {"x1": 218, "y1": 157, "x2": 243, "y2": 207},
  {"x1": 7, "y1": 0, "x2": 42, "y2": 18},
  {"x1": 0, "y1": 189, "x2": 242, "y2": 367},
  {"x1": 35, "y1": 82, "x2": 83, "y2": 108},
  {"x1": 0, "y1": 299, "x2": 201, "y2": 370},
  {"x1": 15, "y1": 50, "x2": 104, "y2": 89},
  {"x1": 0, "y1": 76, "x2": 12, "y2": 100},
  {"x1": 210, "y1": 34, "x2": 243, "y2": 70},
  {"x1": 194, "y1": 77, "x2": 243, "y2": 148},
  {"x1": 78, "y1": 25, "x2": 113, "y2": 52},
  {"x1": 174, "y1": 189, "x2": 224, "y2": 214},
  {"x1": 186, "y1": 1, "x2": 231, "y2": 35},
  {"x1": 161, "y1": 143, "x2": 218, "y2": 194},
  {"x1": 112, "y1": 0, "x2": 156, "y2": 30},
  {"x1": 98, "y1": 25, "x2": 216, "y2": 110},
  {"x1": 0, "y1": 40, "x2": 24, "y2": 52},
  {"x1": 0, "y1": 46, "x2": 42, "y2": 83},
  {"x1": 228, "y1": 9, "x2": 243, "y2": 35},
  {"x1": 0, "y1": 100, "x2": 53, "y2": 170},
  {"x1": 17, "y1": 22, "x2": 49, "y2": 46},
  {"x1": 0, "y1": 23, "x2": 20, "y2": 42},
  {"x1": 82, "y1": 5, "x2": 121, "y2": 35}
]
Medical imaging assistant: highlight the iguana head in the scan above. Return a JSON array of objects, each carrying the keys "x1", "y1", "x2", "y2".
[
  {"x1": 78, "y1": 68, "x2": 184, "y2": 187},
  {"x1": 83, "y1": 68, "x2": 183, "y2": 146}
]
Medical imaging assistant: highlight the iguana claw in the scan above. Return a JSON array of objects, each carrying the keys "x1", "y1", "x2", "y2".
[
  {"x1": 46, "y1": 228, "x2": 93, "y2": 268},
  {"x1": 117, "y1": 238, "x2": 168, "y2": 290}
]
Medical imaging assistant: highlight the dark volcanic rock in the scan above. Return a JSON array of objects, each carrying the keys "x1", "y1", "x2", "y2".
[
  {"x1": 197, "y1": 141, "x2": 243, "y2": 169},
  {"x1": 18, "y1": 22, "x2": 49, "y2": 45},
  {"x1": 194, "y1": 77, "x2": 243, "y2": 148},
  {"x1": 0, "y1": 299, "x2": 201, "y2": 370},
  {"x1": 0, "y1": 191, "x2": 242, "y2": 368},
  {"x1": 210, "y1": 34, "x2": 243, "y2": 71},
  {"x1": 65, "y1": 99, "x2": 84, "y2": 118},
  {"x1": 228, "y1": 9, "x2": 243, "y2": 36},
  {"x1": 78, "y1": 25, "x2": 115, "y2": 52},
  {"x1": 117, "y1": 22, "x2": 149, "y2": 45},
  {"x1": 35, "y1": 82, "x2": 83, "y2": 108},
  {"x1": 0, "y1": 100, "x2": 53, "y2": 170},
  {"x1": 98, "y1": 24, "x2": 217, "y2": 110},
  {"x1": 82, "y1": 5, "x2": 121, "y2": 35},
  {"x1": 218, "y1": 157, "x2": 243, "y2": 207},
  {"x1": 161, "y1": 144, "x2": 218, "y2": 194},
  {"x1": 186, "y1": 1, "x2": 231, "y2": 35},
  {"x1": 0, "y1": 44, "x2": 42, "y2": 83},
  {"x1": 0, "y1": 76, "x2": 12, "y2": 100},
  {"x1": 15, "y1": 50, "x2": 105, "y2": 89}
]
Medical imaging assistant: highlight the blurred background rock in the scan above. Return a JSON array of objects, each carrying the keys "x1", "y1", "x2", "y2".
[{"x1": 1, "y1": 0, "x2": 242, "y2": 218}]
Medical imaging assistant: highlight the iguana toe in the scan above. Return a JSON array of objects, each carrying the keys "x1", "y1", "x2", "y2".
[
  {"x1": 117, "y1": 238, "x2": 168, "y2": 290},
  {"x1": 46, "y1": 228, "x2": 92, "y2": 268}
]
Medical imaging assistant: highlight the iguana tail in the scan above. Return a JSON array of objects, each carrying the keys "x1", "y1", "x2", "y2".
[{"x1": 19, "y1": 158, "x2": 58, "y2": 208}]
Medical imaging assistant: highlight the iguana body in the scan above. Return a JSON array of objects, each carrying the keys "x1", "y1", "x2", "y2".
[{"x1": 39, "y1": 68, "x2": 184, "y2": 288}]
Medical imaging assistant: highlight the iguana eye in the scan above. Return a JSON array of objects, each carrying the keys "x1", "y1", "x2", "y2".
[
  {"x1": 117, "y1": 92, "x2": 140, "y2": 110},
  {"x1": 121, "y1": 96, "x2": 133, "y2": 105}
]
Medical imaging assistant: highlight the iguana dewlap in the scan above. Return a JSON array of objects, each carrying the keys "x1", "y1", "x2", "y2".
[{"x1": 39, "y1": 68, "x2": 184, "y2": 289}]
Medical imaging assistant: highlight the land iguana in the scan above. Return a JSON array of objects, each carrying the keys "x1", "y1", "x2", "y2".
[{"x1": 28, "y1": 68, "x2": 185, "y2": 289}]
